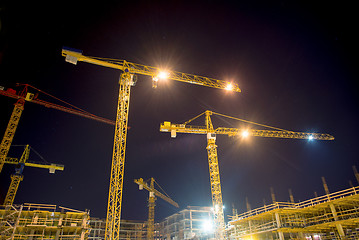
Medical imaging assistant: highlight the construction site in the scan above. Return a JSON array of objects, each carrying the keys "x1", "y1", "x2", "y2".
[
  {"x1": 0, "y1": 46, "x2": 358, "y2": 240},
  {"x1": 1, "y1": 183, "x2": 359, "y2": 239}
]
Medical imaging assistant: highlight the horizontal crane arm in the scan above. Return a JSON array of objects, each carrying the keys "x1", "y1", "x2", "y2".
[
  {"x1": 160, "y1": 122, "x2": 334, "y2": 140},
  {"x1": 216, "y1": 127, "x2": 335, "y2": 140},
  {"x1": 0, "y1": 87, "x2": 115, "y2": 126},
  {"x1": 62, "y1": 48, "x2": 241, "y2": 92},
  {"x1": 5, "y1": 157, "x2": 64, "y2": 172},
  {"x1": 134, "y1": 178, "x2": 179, "y2": 208}
]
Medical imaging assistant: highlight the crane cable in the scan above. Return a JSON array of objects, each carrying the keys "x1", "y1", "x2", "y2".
[
  {"x1": 181, "y1": 112, "x2": 206, "y2": 126},
  {"x1": 11, "y1": 145, "x2": 50, "y2": 164},
  {"x1": 144, "y1": 178, "x2": 172, "y2": 199},
  {"x1": 212, "y1": 111, "x2": 291, "y2": 132},
  {"x1": 19, "y1": 84, "x2": 97, "y2": 118},
  {"x1": 181, "y1": 110, "x2": 292, "y2": 132},
  {"x1": 153, "y1": 179, "x2": 171, "y2": 199}
]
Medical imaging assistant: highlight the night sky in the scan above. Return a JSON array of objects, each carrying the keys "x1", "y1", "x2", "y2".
[{"x1": 0, "y1": 1, "x2": 358, "y2": 223}]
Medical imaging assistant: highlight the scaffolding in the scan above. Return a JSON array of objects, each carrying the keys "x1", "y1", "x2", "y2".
[
  {"x1": 88, "y1": 207, "x2": 215, "y2": 240},
  {"x1": 158, "y1": 206, "x2": 215, "y2": 240},
  {"x1": 228, "y1": 186, "x2": 359, "y2": 239},
  {"x1": 88, "y1": 218, "x2": 147, "y2": 240},
  {"x1": 0, "y1": 203, "x2": 89, "y2": 240}
]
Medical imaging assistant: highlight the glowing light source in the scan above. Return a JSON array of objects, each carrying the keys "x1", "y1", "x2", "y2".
[
  {"x1": 152, "y1": 70, "x2": 170, "y2": 88},
  {"x1": 157, "y1": 71, "x2": 170, "y2": 80},
  {"x1": 201, "y1": 220, "x2": 214, "y2": 233},
  {"x1": 225, "y1": 83, "x2": 233, "y2": 91},
  {"x1": 242, "y1": 130, "x2": 249, "y2": 138},
  {"x1": 308, "y1": 135, "x2": 314, "y2": 141}
]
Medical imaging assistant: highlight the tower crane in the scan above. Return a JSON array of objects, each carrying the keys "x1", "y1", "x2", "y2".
[
  {"x1": 61, "y1": 47, "x2": 240, "y2": 240},
  {"x1": 0, "y1": 84, "x2": 115, "y2": 173},
  {"x1": 160, "y1": 110, "x2": 334, "y2": 239},
  {"x1": 134, "y1": 178, "x2": 179, "y2": 240},
  {"x1": 3, "y1": 145, "x2": 64, "y2": 205}
]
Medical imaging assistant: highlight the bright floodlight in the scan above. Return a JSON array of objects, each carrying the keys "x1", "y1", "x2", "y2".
[
  {"x1": 215, "y1": 204, "x2": 219, "y2": 212},
  {"x1": 242, "y1": 130, "x2": 249, "y2": 138},
  {"x1": 201, "y1": 220, "x2": 214, "y2": 233},
  {"x1": 225, "y1": 83, "x2": 233, "y2": 91},
  {"x1": 158, "y1": 71, "x2": 170, "y2": 80},
  {"x1": 308, "y1": 135, "x2": 314, "y2": 141}
]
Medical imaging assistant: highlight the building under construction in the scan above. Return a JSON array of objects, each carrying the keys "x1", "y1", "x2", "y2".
[
  {"x1": 158, "y1": 206, "x2": 214, "y2": 240},
  {"x1": 88, "y1": 218, "x2": 147, "y2": 240},
  {"x1": 3, "y1": 186, "x2": 359, "y2": 240},
  {"x1": 86, "y1": 206, "x2": 214, "y2": 240},
  {"x1": 0, "y1": 203, "x2": 89, "y2": 239},
  {"x1": 227, "y1": 186, "x2": 359, "y2": 240}
]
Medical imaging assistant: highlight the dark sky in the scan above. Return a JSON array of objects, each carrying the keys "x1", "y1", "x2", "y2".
[{"x1": 0, "y1": 1, "x2": 358, "y2": 223}]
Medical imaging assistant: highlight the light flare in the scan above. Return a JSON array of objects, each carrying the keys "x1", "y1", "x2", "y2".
[
  {"x1": 157, "y1": 70, "x2": 170, "y2": 80},
  {"x1": 242, "y1": 130, "x2": 250, "y2": 138},
  {"x1": 201, "y1": 220, "x2": 214, "y2": 233},
  {"x1": 225, "y1": 82, "x2": 234, "y2": 91}
]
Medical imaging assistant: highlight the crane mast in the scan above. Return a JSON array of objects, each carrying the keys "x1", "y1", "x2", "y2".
[
  {"x1": 160, "y1": 110, "x2": 334, "y2": 239},
  {"x1": 0, "y1": 100, "x2": 23, "y2": 173},
  {"x1": 106, "y1": 72, "x2": 133, "y2": 239},
  {"x1": 146, "y1": 178, "x2": 156, "y2": 240},
  {"x1": 3, "y1": 144, "x2": 29, "y2": 205},
  {"x1": 0, "y1": 94, "x2": 28, "y2": 173},
  {"x1": 62, "y1": 47, "x2": 239, "y2": 240},
  {"x1": 205, "y1": 111, "x2": 226, "y2": 240},
  {"x1": 147, "y1": 186, "x2": 155, "y2": 240}
]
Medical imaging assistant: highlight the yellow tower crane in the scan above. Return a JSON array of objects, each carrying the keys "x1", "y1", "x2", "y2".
[
  {"x1": 61, "y1": 47, "x2": 240, "y2": 240},
  {"x1": 160, "y1": 110, "x2": 334, "y2": 239},
  {"x1": 3, "y1": 145, "x2": 64, "y2": 205},
  {"x1": 134, "y1": 178, "x2": 179, "y2": 240}
]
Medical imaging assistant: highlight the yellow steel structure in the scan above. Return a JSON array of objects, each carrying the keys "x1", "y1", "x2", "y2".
[
  {"x1": 0, "y1": 203, "x2": 89, "y2": 239},
  {"x1": 134, "y1": 178, "x2": 179, "y2": 240},
  {"x1": 160, "y1": 110, "x2": 334, "y2": 239},
  {"x1": 61, "y1": 47, "x2": 240, "y2": 240},
  {"x1": 3, "y1": 145, "x2": 64, "y2": 206},
  {"x1": 0, "y1": 98, "x2": 26, "y2": 173},
  {"x1": 228, "y1": 186, "x2": 359, "y2": 239}
]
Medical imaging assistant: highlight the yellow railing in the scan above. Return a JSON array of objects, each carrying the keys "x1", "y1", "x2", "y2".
[
  {"x1": 229, "y1": 186, "x2": 359, "y2": 221},
  {"x1": 0, "y1": 202, "x2": 89, "y2": 214},
  {"x1": 296, "y1": 186, "x2": 359, "y2": 209}
]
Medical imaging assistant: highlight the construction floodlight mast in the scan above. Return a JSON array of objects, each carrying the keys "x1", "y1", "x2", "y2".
[{"x1": 61, "y1": 47, "x2": 240, "y2": 240}]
